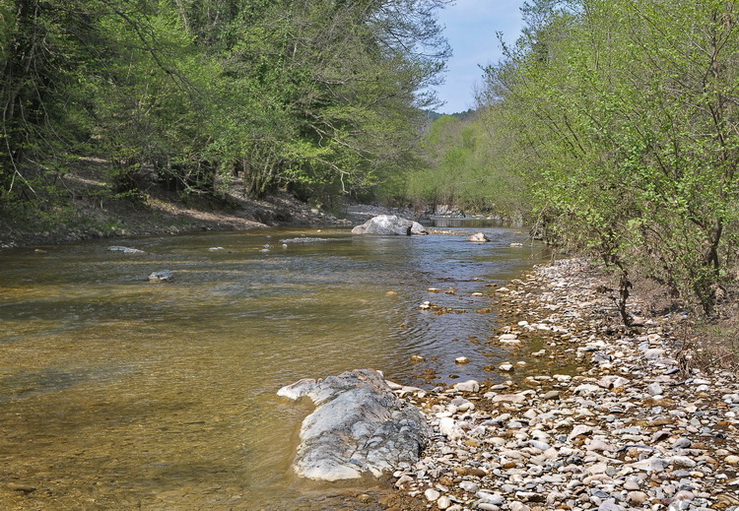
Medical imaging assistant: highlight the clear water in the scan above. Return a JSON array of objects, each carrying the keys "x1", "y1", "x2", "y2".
[{"x1": 0, "y1": 226, "x2": 547, "y2": 509}]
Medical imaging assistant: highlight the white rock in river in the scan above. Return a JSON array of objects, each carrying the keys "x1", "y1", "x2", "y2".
[
  {"x1": 467, "y1": 232, "x2": 490, "y2": 243},
  {"x1": 108, "y1": 245, "x2": 144, "y2": 254},
  {"x1": 351, "y1": 215, "x2": 427, "y2": 236},
  {"x1": 277, "y1": 369, "x2": 429, "y2": 481},
  {"x1": 148, "y1": 270, "x2": 173, "y2": 282},
  {"x1": 573, "y1": 383, "x2": 601, "y2": 396}
]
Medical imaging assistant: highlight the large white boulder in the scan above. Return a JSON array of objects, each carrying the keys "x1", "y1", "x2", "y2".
[
  {"x1": 277, "y1": 369, "x2": 429, "y2": 481},
  {"x1": 351, "y1": 215, "x2": 427, "y2": 235}
]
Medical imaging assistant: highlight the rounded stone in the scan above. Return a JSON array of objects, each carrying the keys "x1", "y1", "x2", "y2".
[
  {"x1": 626, "y1": 491, "x2": 649, "y2": 506},
  {"x1": 437, "y1": 495, "x2": 452, "y2": 510},
  {"x1": 425, "y1": 488, "x2": 441, "y2": 502}
]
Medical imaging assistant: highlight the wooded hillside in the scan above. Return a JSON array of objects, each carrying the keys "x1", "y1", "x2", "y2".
[{"x1": 0, "y1": 0, "x2": 449, "y2": 210}]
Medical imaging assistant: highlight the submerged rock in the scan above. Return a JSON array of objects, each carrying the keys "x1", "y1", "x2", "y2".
[
  {"x1": 148, "y1": 270, "x2": 173, "y2": 282},
  {"x1": 279, "y1": 237, "x2": 330, "y2": 244},
  {"x1": 108, "y1": 246, "x2": 144, "y2": 254},
  {"x1": 277, "y1": 369, "x2": 429, "y2": 482},
  {"x1": 351, "y1": 215, "x2": 427, "y2": 236}
]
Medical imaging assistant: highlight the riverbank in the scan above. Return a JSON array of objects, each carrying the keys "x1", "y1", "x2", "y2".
[
  {"x1": 386, "y1": 258, "x2": 739, "y2": 511},
  {"x1": 0, "y1": 159, "x2": 417, "y2": 250}
]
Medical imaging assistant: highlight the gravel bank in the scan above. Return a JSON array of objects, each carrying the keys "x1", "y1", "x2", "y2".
[{"x1": 390, "y1": 259, "x2": 739, "y2": 511}]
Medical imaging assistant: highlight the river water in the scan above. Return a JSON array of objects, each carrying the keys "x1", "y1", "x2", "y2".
[{"x1": 0, "y1": 225, "x2": 547, "y2": 510}]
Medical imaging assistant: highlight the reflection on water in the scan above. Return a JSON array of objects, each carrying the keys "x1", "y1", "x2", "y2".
[{"x1": 0, "y1": 225, "x2": 546, "y2": 509}]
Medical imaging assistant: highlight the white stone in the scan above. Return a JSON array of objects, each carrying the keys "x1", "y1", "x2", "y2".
[
  {"x1": 530, "y1": 440, "x2": 551, "y2": 451},
  {"x1": 625, "y1": 492, "x2": 648, "y2": 506},
  {"x1": 476, "y1": 491, "x2": 505, "y2": 505},
  {"x1": 459, "y1": 480, "x2": 479, "y2": 493},
  {"x1": 670, "y1": 455, "x2": 697, "y2": 468},
  {"x1": 437, "y1": 495, "x2": 452, "y2": 510},
  {"x1": 454, "y1": 380, "x2": 480, "y2": 393},
  {"x1": 425, "y1": 488, "x2": 441, "y2": 502},
  {"x1": 646, "y1": 382, "x2": 663, "y2": 396},
  {"x1": 569, "y1": 425, "x2": 593, "y2": 439},
  {"x1": 629, "y1": 457, "x2": 667, "y2": 473},
  {"x1": 439, "y1": 417, "x2": 464, "y2": 440},
  {"x1": 574, "y1": 384, "x2": 601, "y2": 396}
]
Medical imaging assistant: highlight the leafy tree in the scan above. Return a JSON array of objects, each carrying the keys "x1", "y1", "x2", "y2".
[
  {"x1": 476, "y1": 0, "x2": 739, "y2": 315},
  {"x1": 0, "y1": 0, "x2": 452, "y2": 212}
]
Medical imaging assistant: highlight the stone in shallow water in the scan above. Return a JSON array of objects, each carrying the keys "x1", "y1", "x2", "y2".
[
  {"x1": 108, "y1": 245, "x2": 144, "y2": 254},
  {"x1": 467, "y1": 232, "x2": 491, "y2": 243},
  {"x1": 148, "y1": 270, "x2": 173, "y2": 282},
  {"x1": 277, "y1": 369, "x2": 429, "y2": 481},
  {"x1": 351, "y1": 215, "x2": 427, "y2": 235}
]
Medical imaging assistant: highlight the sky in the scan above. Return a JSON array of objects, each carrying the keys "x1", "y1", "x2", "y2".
[{"x1": 433, "y1": 0, "x2": 527, "y2": 114}]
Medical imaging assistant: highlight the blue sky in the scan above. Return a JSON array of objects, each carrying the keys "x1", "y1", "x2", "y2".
[{"x1": 433, "y1": 0, "x2": 527, "y2": 114}]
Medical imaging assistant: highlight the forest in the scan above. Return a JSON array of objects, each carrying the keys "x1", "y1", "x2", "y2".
[
  {"x1": 0, "y1": 0, "x2": 449, "y2": 207},
  {"x1": 410, "y1": 0, "x2": 739, "y2": 318},
  {"x1": 3, "y1": 0, "x2": 739, "y2": 318}
]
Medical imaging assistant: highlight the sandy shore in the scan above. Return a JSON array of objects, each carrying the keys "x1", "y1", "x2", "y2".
[{"x1": 388, "y1": 259, "x2": 739, "y2": 511}]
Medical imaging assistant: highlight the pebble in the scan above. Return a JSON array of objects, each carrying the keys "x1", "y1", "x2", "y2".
[
  {"x1": 454, "y1": 380, "x2": 480, "y2": 393},
  {"x1": 437, "y1": 495, "x2": 452, "y2": 509},
  {"x1": 626, "y1": 491, "x2": 649, "y2": 506},
  {"x1": 390, "y1": 258, "x2": 739, "y2": 511},
  {"x1": 425, "y1": 488, "x2": 441, "y2": 501}
]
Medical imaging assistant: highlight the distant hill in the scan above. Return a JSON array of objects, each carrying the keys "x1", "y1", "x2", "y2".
[{"x1": 423, "y1": 109, "x2": 476, "y2": 121}]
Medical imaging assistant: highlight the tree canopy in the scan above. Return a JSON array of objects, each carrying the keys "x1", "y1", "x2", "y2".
[
  {"x1": 410, "y1": 0, "x2": 738, "y2": 316},
  {"x1": 0, "y1": 0, "x2": 451, "y2": 207}
]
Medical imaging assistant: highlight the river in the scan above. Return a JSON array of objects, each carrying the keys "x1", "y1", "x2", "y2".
[{"x1": 0, "y1": 224, "x2": 547, "y2": 510}]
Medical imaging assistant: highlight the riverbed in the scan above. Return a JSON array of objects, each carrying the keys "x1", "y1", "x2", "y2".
[{"x1": 0, "y1": 225, "x2": 546, "y2": 509}]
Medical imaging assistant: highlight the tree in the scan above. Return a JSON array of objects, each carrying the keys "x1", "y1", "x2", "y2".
[
  {"x1": 0, "y1": 0, "x2": 453, "y2": 211},
  {"x1": 475, "y1": 0, "x2": 739, "y2": 315}
]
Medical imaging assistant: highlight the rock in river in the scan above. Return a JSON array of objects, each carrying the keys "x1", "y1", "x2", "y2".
[
  {"x1": 108, "y1": 245, "x2": 144, "y2": 254},
  {"x1": 148, "y1": 270, "x2": 173, "y2": 282},
  {"x1": 351, "y1": 215, "x2": 427, "y2": 236},
  {"x1": 277, "y1": 369, "x2": 429, "y2": 482},
  {"x1": 467, "y1": 232, "x2": 491, "y2": 243}
]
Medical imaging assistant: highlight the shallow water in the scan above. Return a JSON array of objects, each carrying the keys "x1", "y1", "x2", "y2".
[{"x1": 0, "y1": 225, "x2": 547, "y2": 509}]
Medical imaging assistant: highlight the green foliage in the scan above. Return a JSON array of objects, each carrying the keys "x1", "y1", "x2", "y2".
[
  {"x1": 472, "y1": 0, "x2": 739, "y2": 315},
  {"x1": 407, "y1": 109, "x2": 532, "y2": 220},
  {"x1": 0, "y1": 0, "x2": 451, "y2": 206}
]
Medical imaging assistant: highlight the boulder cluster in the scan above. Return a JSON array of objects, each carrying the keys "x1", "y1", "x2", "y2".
[{"x1": 389, "y1": 259, "x2": 739, "y2": 511}]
